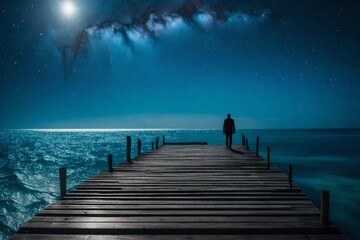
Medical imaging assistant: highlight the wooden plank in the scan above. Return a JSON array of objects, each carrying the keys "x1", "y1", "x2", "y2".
[
  {"x1": 52, "y1": 200, "x2": 315, "y2": 205},
  {"x1": 44, "y1": 204, "x2": 309, "y2": 210},
  {"x1": 62, "y1": 196, "x2": 310, "y2": 201},
  {"x1": 69, "y1": 188, "x2": 301, "y2": 193},
  {"x1": 29, "y1": 216, "x2": 320, "y2": 223},
  {"x1": 36, "y1": 209, "x2": 321, "y2": 217},
  {"x1": 19, "y1": 222, "x2": 341, "y2": 235},
  {"x1": 78, "y1": 182, "x2": 300, "y2": 185},
  {"x1": 12, "y1": 234, "x2": 349, "y2": 240}
]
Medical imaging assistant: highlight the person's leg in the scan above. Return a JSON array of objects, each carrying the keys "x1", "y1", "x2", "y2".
[
  {"x1": 225, "y1": 134, "x2": 229, "y2": 149},
  {"x1": 229, "y1": 134, "x2": 233, "y2": 149}
]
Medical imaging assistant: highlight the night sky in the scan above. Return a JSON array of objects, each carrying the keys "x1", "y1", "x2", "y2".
[{"x1": 0, "y1": 0, "x2": 359, "y2": 129}]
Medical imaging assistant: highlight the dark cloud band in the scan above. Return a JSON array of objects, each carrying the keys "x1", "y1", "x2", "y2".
[{"x1": 65, "y1": 1, "x2": 269, "y2": 58}]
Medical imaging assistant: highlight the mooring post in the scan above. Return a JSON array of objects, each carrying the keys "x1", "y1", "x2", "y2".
[
  {"x1": 152, "y1": 141, "x2": 154, "y2": 150},
  {"x1": 163, "y1": 135, "x2": 166, "y2": 145},
  {"x1": 242, "y1": 134, "x2": 245, "y2": 146},
  {"x1": 137, "y1": 138, "x2": 141, "y2": 156},
  {"x1": 246, "y1": 138, "x2": 249, "y2": 150},
  {"x1": 107, "y1": 154, "x2": 113, "y2": 172},
  {"x1": 126, "y1": 136, "x2": 131, "y2": 162},
  {"x1": 288, "y1": 164, "x2": 293, "y2": 191},
  {"x1": 156, "y1": 136, "x2": 159, "y2": 149},
  {"x1": 59, "y1": 167, "x2": 67, "y2": 200},
  {"x1": 266, "y1": 146, "x2": 270, "y2": 169},
  {"x1": 256, "y1": 136, "x2": 260, "y2": 158},
  {"x1": 320, "y1": 190, "x2": 330, "y2": 225}
]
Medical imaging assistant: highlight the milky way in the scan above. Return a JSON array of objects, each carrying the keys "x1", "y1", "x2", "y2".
[{"x1": 66, "y1": 0, "x2": 269, "y2": 58}]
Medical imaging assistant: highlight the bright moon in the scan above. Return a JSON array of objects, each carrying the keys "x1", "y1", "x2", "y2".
[{"x1": 61, "y1": 1, "x2": 77, "y2": 18}]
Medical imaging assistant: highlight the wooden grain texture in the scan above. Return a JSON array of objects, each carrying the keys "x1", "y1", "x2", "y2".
[
  {"x1": 10, "y1": 234, "x2": 350, "y2": 240},
  {"x1": 10, "y1": 144, "x2": 347, "y2": 239}
]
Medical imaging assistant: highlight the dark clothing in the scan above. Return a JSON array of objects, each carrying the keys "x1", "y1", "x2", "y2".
[
  {"x1": 225, "y1": 133, "x2": 233, "y2": 150},
  {"x1": 223, "y1": 117, "x2": 235, "y2": 149},
  {"x1": 223, "y1": 117, "x2": 235, "y2": 134}
]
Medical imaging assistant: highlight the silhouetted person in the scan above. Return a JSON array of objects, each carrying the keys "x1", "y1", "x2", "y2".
[{"x1": 223, "y1": 113, "x2": 235, "y2": 149}]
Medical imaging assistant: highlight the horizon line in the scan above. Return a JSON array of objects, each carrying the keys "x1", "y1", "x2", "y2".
[{"x1": 3, "y1": 127, "x2": 360, "y2": 132}]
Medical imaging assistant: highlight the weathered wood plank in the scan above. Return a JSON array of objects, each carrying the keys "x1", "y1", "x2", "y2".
[
  {"x1": 29, "y1": 216, "x2": 320, "y2": 223},
  {"x1": 37, "y1": 209, "x2": 321, "y2": 217},
  {"x1": 52, "y1": 200, "x2": 315, "y2": 205},
  {"x1": 62, "y1": 196, "x2": 310, "y2": 201},
  {"x1": 19, "y1": 222, "x2": 341, "y2": 235},
  {"x1": 10, "y1": 234, "x2": 350, "y2": 240},
  {"x1": 44, "y1": 204, "x2": 313, "y2": 210}
]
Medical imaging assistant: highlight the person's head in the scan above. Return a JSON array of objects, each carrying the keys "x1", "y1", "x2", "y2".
[{"x1": 227, "y1": 113, "x2": 231, "y2": 118}]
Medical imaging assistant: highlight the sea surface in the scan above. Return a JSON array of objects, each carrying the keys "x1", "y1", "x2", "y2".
[{"x1": 0, "y1": 129, "x2": 359, "y2": 240}]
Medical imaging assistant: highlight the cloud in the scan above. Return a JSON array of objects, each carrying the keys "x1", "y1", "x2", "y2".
[{"x1": 58, "y1": 0, "x2": 270, "y2": 74}]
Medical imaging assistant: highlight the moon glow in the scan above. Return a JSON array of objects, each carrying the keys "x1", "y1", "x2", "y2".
[{"x1": 61, "y1": 1, "x2": 77, "y2": 18}]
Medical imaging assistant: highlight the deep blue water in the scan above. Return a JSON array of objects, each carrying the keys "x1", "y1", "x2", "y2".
[{"x1": 0, "y1": 129, "x2": 359, "y2": 240}]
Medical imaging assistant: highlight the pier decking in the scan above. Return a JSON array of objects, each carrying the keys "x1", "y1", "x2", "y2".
[{"x1": 11, "y1": 143, "x2": 347, "y2": 239}]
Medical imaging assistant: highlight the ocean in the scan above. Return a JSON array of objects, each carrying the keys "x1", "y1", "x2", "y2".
[{"x1": 0, "y1": 129, "x2": 359, "y2": 240}]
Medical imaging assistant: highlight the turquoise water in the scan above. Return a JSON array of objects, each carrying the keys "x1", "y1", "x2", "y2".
[{"x1": 0, "y1": 129, "x2": 359, "y2": 239}]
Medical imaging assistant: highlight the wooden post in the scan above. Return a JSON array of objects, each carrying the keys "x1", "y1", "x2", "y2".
[
  {"x1": 320, "y1": 190, "x2": 330, "y2": 225},
  {"x1": 266, "y1": 146, "x2": 270, "y2": 170},
  {"x1": 107, "y1": 154, "x2": 113, "y2": 172},
  {"x1": 156, "y1": 136, "x2": 159, "y2": 149},
  {"x1": 245, "y1": 138, "x2": 249, "y2": 150},
  {"x1": 152, "y1": 141, "x2": 154, "y2": 150},
  {"x1": 288, "y1": 164, "x2": 293, "y2": 191},
  {"x1": 242, "y1": 134, "x2": 245, "y2": 146},
  {"x1": 59, "y1": 168, "x2": 67, "y2": 200},
  {"x1": 126, "y1": 136, "x2": 131, "y2": 162},
  {"x1": 163, "y1": 135, "x2": 166, "y2": 145},
  {"x1": 137, "y1": 138, "x2": 141, "y2": 156},
  {"x1": 256, "y1": 136, "x2": 260, "y2": 158}
]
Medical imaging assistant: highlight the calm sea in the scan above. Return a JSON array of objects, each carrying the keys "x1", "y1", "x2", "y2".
[{"x1": 0, "y1": 129, "x2": 359, "y2": 239}]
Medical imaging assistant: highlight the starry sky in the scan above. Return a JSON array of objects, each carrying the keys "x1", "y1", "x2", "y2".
[{"x1": 0, "y1": 0, "x2": 359, "y2": 129}]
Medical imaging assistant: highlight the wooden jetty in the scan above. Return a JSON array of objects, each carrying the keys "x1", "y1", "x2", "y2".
[{"x1": 11, "y1": 136, "x2": 348, "y2": 239}]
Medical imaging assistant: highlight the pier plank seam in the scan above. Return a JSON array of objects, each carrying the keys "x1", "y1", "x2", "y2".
[{"x1": 11, "y1": 143, "x2": 347, "y2": 239}]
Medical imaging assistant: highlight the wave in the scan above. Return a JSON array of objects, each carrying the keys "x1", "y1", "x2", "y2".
[{"x1": 0, "y1": 129, "x2": 359, "y2": 240}]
